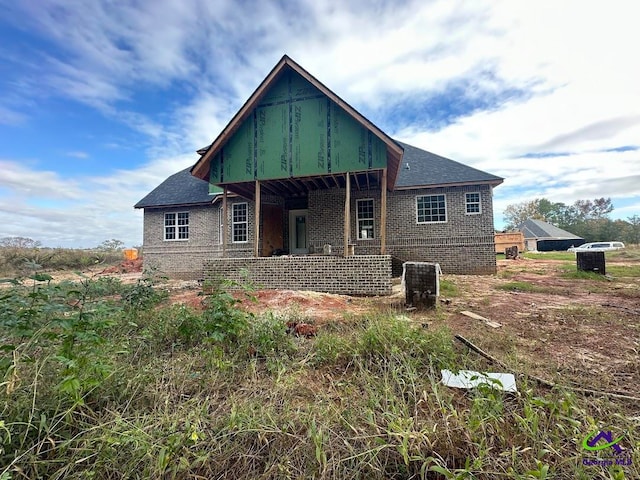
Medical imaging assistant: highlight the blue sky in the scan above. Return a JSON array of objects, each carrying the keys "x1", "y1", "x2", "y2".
[{"x1": 0, "y1": 0, "x2": 638, "y2": 247}]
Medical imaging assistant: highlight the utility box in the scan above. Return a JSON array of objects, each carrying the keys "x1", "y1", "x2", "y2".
[
  {"x1": 577, "y1": 251, "x2": 606, "y2": 275},
  {"x1": 403, "y1": 262, "x2": 440, "y2": 309}
]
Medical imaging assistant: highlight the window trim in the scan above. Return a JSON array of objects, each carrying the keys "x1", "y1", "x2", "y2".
[
  {"x1": 416, "y1": 194, "x2": 447, "y2": 224},
  {"x1": 218, "y1": 207, "x2": 224, "y2": 245},
  {"x1": 356, "y1": 198, "x2": 375, "y2": 240},
  {"x1": 164, "y1": 211, "x2": 189, "y2": 241},
  {"x1": 232, "y1": 202, "x2": 249, "y2": 244},
  {"x1": 465, "y1": 192, "x2": 482, "y2": 215}
]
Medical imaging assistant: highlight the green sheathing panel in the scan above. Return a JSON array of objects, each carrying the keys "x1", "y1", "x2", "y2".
[
  {"x1": 209, "y1": 153, "x2": 222, "y2": 184},
  {"x1": 257, "y1": 104, "x2": 289, "y2": 179},
  {"x1": 208, "y1": 184, "x2": 223, "y2": 195},
  {"x1": 293, "y1": 98, "x2": 328, "y2": 176},
  {"x1": 211, "y1": 69, "x2": 388, "y2": 186},
  {"x1": 223, "y1": 115, "x2": 255, "y2": 183},
  {"x1": 370, "y1": 132, "x2": 387, "y2": 169},
  {"x1": 329, "y1": 103, "x2": 387, "y2": 172}
]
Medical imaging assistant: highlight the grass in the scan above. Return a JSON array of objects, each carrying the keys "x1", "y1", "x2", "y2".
[
  {"x1": 0, "y1": 246, "x2": 124, "y2": 277},
  {"x1": 561, "y1": 269, "x2": 611, "y2": 281},
  {"x1": 523, "y1": 251, "x2": 575, "y2": 261},
  {"x1": 1, "y1": 274, "x2": 639, "y2": 479},
  {"x1": 439, "y1": 278, "x2": 459, "y2": 297},
  {"x1": 496, "y1": 281, "x2": 556, "y2": 293},
  {"x1": 607, "y1": 264, "x2": 640, "y2": 277}
]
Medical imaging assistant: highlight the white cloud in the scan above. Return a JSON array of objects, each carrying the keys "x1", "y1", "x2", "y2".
[
  {"x1": 0, "y1": 154, "x2": 196, "y2": 247},
  {"x1": 0, "y1": 0, "x2": 639, "y2": 243},
  {"x1": 0, "y1": 106, "x2": 27, "y2": 126},
  {"x1": 65, "y1": 151, "x2": 90, "y2": 159}
]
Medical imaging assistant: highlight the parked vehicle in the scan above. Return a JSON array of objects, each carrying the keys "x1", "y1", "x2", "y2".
[{"x1": 567, "y1": 242, "x2": 625, "y2": 252}]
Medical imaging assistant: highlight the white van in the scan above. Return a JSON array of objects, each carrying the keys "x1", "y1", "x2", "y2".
[{"x1": 567, "y1": 242, "x2": 625, "y2": 252}]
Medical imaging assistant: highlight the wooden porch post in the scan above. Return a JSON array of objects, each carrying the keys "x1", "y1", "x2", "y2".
[
  {"x1": 222, "y1": 187, "x2": 228, "y2": 257},
  {"x1": 344, "y1": 172, "x2": 351, "y2": 257},
  {"x1": 254, "y1": 180, "x2": 261, "y2": 257},
  {"x1": 380, "y1": 168, "x2": 387, "y2": 254}
]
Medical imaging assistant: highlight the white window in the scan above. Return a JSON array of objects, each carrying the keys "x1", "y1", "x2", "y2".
[
  {"x1": 232, "y1": 203, "x2": 248, "y2": 243},
  {"x1": 465, "y1": 192, "x2": 481, "y2": 214},
  {"x1": 357, "y1": 199, "x2": 375, "y2": 239},
  {"x1": 164, "y1": 212, "x2": 189, "y2": 240},
  {"x1": 416, "y1": 194, "x2": 447, "y2": 223}
]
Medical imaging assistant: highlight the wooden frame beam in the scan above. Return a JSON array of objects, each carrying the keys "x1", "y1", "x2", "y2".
[
  {"x1": 222, "y1": 187, "x2": 228, "y2": 256},
  {"x1": 254, "y1": 181, "x2": 261, "y2": 257},
  {"x1": 380, "y1": 168, "x2": 387, "y2": 255},
  {"x1": 344, "y1": 172, "x2": 351, "y2": 257},
  {"x1": 354, "y1": 173, "x2": 361, "y2": 191},
  {"x1": 258, "y1": 182, "x2": 279, "y2": 196}
]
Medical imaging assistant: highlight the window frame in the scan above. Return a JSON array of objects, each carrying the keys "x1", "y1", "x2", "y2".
[
  {"x1": 232, "y1": 202, "x2": 249, "y2": 243},
  {"x1": 218, "y1": 207, "x2": 224, "y2": 245},
  {"x1": 465, "y1": 192, "x2": 482, "y2": 215},
  {"x1": 356, "y1": 198, "x2": 375, "y2": 240},
  {"x1": 164, "y1": 211, "x2": 189, "y2": 241},
  {"x1": 416, "y1": 194, "x2": 447, "y2": 224}
]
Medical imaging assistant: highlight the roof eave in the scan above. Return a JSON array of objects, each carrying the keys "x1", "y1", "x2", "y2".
[
  {"x1": 393, "y1": 178, "x2": 504, "y2": 191},
  {"x1": 134, "y1": 199, "x2": 216, "y2": 210}
]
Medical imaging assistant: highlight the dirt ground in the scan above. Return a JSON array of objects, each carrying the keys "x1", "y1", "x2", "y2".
[
  {"x1": 77, "y1": 255, "x2": 640, "y2": 397},
  {"x1": 439, "y1": 258, "x2": 640, "y2": 396}
]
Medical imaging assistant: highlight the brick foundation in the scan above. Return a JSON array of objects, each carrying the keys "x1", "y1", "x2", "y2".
[{"x1": 204, "y1": 255, "x2": 392, "y2": 296}]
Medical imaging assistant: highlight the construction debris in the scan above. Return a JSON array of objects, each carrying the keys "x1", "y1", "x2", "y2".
[
  {"x1": 460, "y1": 310, "x2": 502, "y2": 328},
  {"x1": 441, "y1": 369, "x2": 517, "y2": 392}
]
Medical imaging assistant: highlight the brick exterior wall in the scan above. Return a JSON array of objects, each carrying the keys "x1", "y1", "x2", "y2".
[
  {"x1": 141, "y1": 183, "x2": 497, "y2": 280},
  {"x1": 203, "y1": 255, "x2": 392, "y2": 295},
  {"x1": 142, "y1": 205, "x2": 218, "y2": 279},
  {"x1": 307, "y1": 184, "x2": 497, "y2": 274}
]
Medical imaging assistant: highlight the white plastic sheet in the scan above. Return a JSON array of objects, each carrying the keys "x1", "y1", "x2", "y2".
[{"x1": 441, "y1": 369, "x2": 517, "y2": 392}]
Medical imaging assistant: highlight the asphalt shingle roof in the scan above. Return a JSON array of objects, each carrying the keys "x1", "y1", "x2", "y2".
[
  {"x1": 395, "y1": 142, "x2": 503, "y2": 187},
  {"x1": 517, "y1": 218, "x2": 583, "y2": 240},
  {"x1": 136, "y1": 143, "x2": 502, "y2": 208},
  {"x1": 134, "y1": 167, "x2": 216, "y2": 209}
]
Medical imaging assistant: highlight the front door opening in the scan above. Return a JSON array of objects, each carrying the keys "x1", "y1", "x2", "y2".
[{"x1": 289, "y1": 209, "x2": 309, "y2": 254}]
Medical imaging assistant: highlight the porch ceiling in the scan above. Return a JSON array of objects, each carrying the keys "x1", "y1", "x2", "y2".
[{"x1": 220, "y1": 170, "x2": 383, "y2": 200}]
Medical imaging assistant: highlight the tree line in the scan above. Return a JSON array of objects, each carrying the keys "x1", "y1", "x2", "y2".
[{"x1": 503, "y1": 197, "x2": 640, "y2": 245}]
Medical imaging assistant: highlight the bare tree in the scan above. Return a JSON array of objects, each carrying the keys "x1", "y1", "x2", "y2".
[{"x1": 0, "y1": 237, "x2": 42, "y2": 248}]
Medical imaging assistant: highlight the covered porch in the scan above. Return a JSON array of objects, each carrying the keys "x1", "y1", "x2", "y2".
[{"x1": 218, "y1": 169, "x2": 390, "y2": 258}]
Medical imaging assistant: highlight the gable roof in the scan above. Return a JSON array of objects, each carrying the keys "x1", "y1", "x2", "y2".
[
  {"x1": 394, "y1": 142, "x2": 503, "y2": 188},
  {"x1": 517, "y1": 218, "x2": 583, "y2": 240},
  {"x1": 190, "y1": 55, "x2": 404, "y2": 188},
  {"x1": 134, "y1": 168, "x2": 215, "y2": 209}
]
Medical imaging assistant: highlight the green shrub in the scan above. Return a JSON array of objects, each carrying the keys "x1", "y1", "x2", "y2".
[{"x1": 241, "y1": 312, "x2": 296, "y2": 359}]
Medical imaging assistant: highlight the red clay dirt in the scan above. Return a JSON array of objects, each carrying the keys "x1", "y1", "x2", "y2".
[{"x1": 100, "y1": 258, "x2": 143, "y2": 274}]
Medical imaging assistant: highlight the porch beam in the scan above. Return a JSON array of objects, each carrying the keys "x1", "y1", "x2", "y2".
[
  {"x1": 354, "y1": 173, "x2": 361, "y2": 191},
  {"x1": 380, "y1": 168, "x2": 387, "y2": 255},
  {"x1": 254, "y1": 180, "x2": 261, "y2": 257},
  {"x1": 344, "y1": 172, "x2": 351, "y2": 257},
  {"x1": 275, "y1": 179, "x2": 295, "y2": 196},
  {"x1": 222, "y1": 187, "x2": 228, "y2": 256},
  {"x1": 259, "y1": 182, "x2": 279, "y2": 196}
]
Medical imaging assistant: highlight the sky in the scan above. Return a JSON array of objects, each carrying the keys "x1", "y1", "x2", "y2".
[{"x1": 0, "y1": 0, "x2": 639, "y2": 248}]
